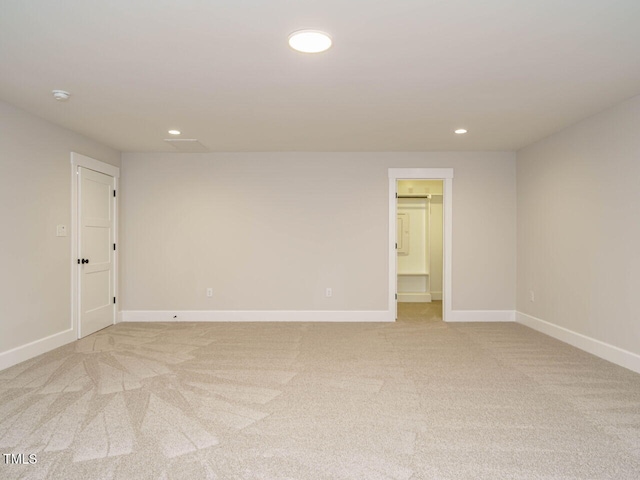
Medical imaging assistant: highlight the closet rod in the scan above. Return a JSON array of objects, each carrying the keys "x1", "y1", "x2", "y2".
[{"x1": 397, "y1": 195, "x2": 439, "y2": 198}]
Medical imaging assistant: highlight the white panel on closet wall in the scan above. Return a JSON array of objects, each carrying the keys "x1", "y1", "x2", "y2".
[
  {"x1": 397, "y1": 198, "x2": 428, "y2": 275},
  {"x1": 397, "y1": 213, "x2": 410, "y2": 255}
]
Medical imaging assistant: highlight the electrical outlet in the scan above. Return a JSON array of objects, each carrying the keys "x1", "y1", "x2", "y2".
[
  {"x1": 325, "y1": 287, "x2": 332, "y2": 298},
  {"x1": 206, "y1": 288, "x2": 213, "y2": 297},
  {"x1": 529, "y1": 290, "x2": 535, "y2": 302}
]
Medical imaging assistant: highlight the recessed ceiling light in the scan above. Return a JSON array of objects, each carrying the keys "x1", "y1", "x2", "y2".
[
  {"x1": 288, "y1": 30, "x2": 332, "y2": 53},
  {"x1": 454, "y1": 129, "x2": 468, "y2": 134},
  {"x1": 168, "y1": 130, "x2": 181, "y2": 135}
]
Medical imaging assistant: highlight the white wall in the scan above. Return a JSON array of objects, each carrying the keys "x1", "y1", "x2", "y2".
[
  {"x1": 517, "y1": 95, "x2": 640, "y2": 358},
  {"x1": 121, "y1": 152, "x2": 516, "y2": 313},
  {"x1": 0, "y1": 101, "x2": 120, "y2": 365},
  {"x1": 397, "y1": 197, "x2": 430, "y2": 301}
]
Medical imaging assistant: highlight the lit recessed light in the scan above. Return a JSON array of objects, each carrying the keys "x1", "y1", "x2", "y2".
[
  {"x1": 288, "y1": 30, "x2": 332, "y2": 53},
  {"x1": 168, "y1": 130, "x2": 181, "y2": 135},
  {"x1": 454, "y1": 129, "x2": 468, "y2": 134}
]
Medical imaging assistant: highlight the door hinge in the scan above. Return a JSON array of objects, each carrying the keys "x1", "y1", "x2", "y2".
[
  {"x1": 113, "y1": 189, "x2": 116, "y2": 197},
  {"x1": 113, "y1": 243, "x2": 116, "y2": 251},
  {"x1": 395, "y1": 192, "x2": 398, "y2": 198},
  {"x1": 395, "y1": 242, "x2": 397, "y2": 249},
  {"x1": 113, "y1": 297, "x2": 116, "y2": 304},
  {"x1": 395, "y1": 293, "x2": 398, "y2": 300}
]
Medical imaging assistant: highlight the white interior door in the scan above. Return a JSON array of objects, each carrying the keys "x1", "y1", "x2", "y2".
[{"x1": 79, "y1": 166, "x2": 115, "y2": 337}]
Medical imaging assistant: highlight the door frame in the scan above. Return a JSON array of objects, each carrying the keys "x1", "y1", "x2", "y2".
[
  {"x1": 388, "y1": 168, "x2": 453, "y2": 322},
  {"x1": 71, "y1": 152, "x2": 120, "y2": 338}
]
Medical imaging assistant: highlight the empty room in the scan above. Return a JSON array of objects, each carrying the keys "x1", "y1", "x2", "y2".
[{"x1": 1, "y1": 1, "x2": 640, "y2": 479}]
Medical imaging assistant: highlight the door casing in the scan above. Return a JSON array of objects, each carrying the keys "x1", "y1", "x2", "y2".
[{"x1": 388, "y1": 168, "x2": 453, "y2": 322}]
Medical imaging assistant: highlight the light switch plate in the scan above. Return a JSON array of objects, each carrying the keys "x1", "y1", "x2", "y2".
[{"x1": 56, "y1": 225, "x2": 67, "y2": 237}]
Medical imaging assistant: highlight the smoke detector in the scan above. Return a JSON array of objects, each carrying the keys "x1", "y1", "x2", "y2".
[{"x1": 52, "y1": 90, "x2": 70, "y2": 101}]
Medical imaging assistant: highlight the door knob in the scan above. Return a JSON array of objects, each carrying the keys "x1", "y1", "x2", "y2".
[{"x1": 81, "y1": 258, "x2": 89, "y2": 264}]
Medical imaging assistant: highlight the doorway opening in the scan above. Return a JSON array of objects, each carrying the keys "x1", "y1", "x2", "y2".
[
  {"x1": 388, "y1": 168, "x2": 453, "y2": 322},
  {"x1": 397, "y1": 180, "x2": 443, "y2": 321}
]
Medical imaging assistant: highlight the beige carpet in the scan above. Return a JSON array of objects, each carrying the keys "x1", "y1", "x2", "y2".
[{"x1": 1, "y1": 304, "x2": 640, "y2": 479}]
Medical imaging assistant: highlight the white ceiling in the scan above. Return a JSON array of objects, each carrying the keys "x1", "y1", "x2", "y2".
[{"x1": 1, "y1": 0, "x2": 639, "y2": 152}]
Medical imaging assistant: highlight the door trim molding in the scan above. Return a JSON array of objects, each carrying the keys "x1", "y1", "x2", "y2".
[
  {"x1": 71, "y1": 153, "x2": 120, "y2": 339},
  {"x1": 388, "y1": 168, "x2": 453, "y2": 322}
]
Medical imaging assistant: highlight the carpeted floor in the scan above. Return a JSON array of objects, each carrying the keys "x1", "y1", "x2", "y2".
[{"x1": 1, "y1": 303, "x2": 639, "y2": 479}]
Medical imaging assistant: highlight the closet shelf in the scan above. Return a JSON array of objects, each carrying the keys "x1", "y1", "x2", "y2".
[{"x1": 398, "y1": 272, "x2": 429, "y2": 276}]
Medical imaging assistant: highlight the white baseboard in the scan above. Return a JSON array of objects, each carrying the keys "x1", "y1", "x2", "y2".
[
  {"x1": 516, "y1": 311, "x2": 640, "y2": 374},
  {"x1": 0, "y1": 328, "x2": 76, "y2": 372},
  {"x1": 121, "y1": 310, "x2": 394, "y2": 323},
  {"x1": 448, "y1": 310, "x2": 515, "y2": 322},
  {"x1": 398, "y1": 293, "x2": 431, "y2": 303}
]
